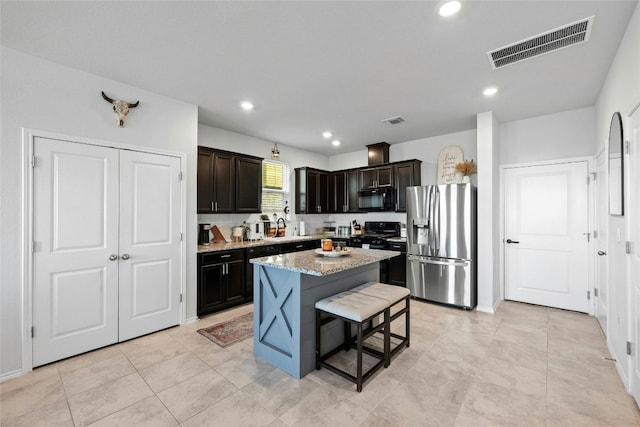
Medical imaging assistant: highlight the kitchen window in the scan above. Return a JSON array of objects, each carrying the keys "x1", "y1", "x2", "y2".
[{"x1": 262, "y1": 160, "x2": 290, "y2": 213}]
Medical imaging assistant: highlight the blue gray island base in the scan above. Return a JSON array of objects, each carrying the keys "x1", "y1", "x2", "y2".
[{"x1": 253, "y1": 262, "x2": 379, "y2": 378}]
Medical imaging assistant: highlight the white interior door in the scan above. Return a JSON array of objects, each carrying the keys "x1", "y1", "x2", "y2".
[
  {"x1": 118, "y1": 150, "x2": 182, "y2": 341},
  {"x1": 595, "y1": 150, "x2": 609, "y2": 334},
  {"x1": 33, "y1": 138, "x2": 119, "y2": 366},
  {"x1": 504, "y1": 160, "x2": 589, "y2": 312},
  {"x1": 628, "y1": 107, "x2": 640, "y2": 405}
]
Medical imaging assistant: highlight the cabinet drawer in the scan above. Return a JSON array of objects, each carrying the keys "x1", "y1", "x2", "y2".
[
  {"x1": 199, "y1": 250, "x2": 244, "y2": 265},
  {"x1": 280, "y1": 240, "x2": 318, "y2": 254},
  {"x1": 247, "y1": 245, "x2": 280, "y2": 257},
  {"x1": 386, "y1": 242, "x2": 407, "y2": 252}
]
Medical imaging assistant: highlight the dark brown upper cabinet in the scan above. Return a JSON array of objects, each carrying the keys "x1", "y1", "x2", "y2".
[
  {"x1": 393, "y1": 160, "x2": 421, "y2": 212},
  {"x1": 295, "y1": 167, "x2": 330, "y2": 214},
  {"x1": 360, "y1": 165, "x2": 393, "y2": 189},
  {"x1": 197, "y1": 147, "x2": 262, "y2": 214},
  {"x1": 331, "y1": 169, "x2": 361, "y2": 213},
  {"x1": 235, "y1": 156, "x2": 262, "y2": 212}
]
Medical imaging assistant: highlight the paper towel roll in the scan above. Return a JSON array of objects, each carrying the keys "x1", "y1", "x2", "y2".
[{"x1": 299, "y1": 221, "x2": 305, "y2": 236}]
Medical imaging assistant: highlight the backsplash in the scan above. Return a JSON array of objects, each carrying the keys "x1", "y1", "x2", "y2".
[{"x1": 198, "y1": 211, "x2": 408, "y2": 242}]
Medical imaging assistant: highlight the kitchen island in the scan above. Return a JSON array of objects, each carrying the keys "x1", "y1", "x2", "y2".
[{"x1": 250, "y1": 247, "x2": 399, "y2": 378}]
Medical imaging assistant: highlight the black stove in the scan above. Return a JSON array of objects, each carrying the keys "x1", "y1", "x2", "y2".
[{"x1": 350, "y1": 221, "x2": 401, "y2": 249}]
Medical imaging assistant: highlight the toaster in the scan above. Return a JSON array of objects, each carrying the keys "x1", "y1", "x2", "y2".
[{"x1": 246, "y1": 221, "x2": 264, "y2": 240}]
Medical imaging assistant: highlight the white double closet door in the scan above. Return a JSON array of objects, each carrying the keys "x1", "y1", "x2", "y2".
[{"x1": 32, "y1": 137, "x2": 182, "y2": 367}]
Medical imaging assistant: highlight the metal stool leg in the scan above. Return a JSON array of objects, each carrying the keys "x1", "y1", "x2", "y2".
[
  {"x1": 356, "y1": 322, "x2": 363, "y2": 392},
  {"x1": 405, "y1": 297, "x2": 410, "y2": 348},
  {"x1": 315, "y1": 309, "x2": 321, "y2": 370}
]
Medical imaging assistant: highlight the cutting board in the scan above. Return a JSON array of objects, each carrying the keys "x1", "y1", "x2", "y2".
[{"x1": 210, "y1": 225, "x2": 227, "y2": 243}]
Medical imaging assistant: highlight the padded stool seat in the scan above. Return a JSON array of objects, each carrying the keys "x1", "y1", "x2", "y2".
[
  {"x1": 350, "y1": 282, "x2": 410, "y2": 358},
  {"x1": 351, "y1": 282, "x2": 410, "y2": 304},
  {"x1": 315, "y1": 291, "x2": 389, "y2": 322},
  {"x1": 315, "y1": 291, "x2": 390, "y2": 392}
]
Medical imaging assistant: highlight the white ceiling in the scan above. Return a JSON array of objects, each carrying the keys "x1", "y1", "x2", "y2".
[{"x1": 1, "y1": 1, "x2": 637, "y2": 155}]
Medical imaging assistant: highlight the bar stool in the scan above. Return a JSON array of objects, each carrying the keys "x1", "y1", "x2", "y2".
[
  {"x1": 350, "y1": 282, "x2": 410, "y2": 358},
  {"x1": 315, "y1": 291, "x2": 390, "y2": 392}
]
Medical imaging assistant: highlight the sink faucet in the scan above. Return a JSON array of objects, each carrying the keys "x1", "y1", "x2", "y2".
[{"x1": 276, "y1": 217, "x2": 287, "y2": 237}]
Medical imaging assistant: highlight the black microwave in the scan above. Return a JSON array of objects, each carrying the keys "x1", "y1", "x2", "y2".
[{"x1": 357, "y1": 188, "x2": 395, "y2": 211}]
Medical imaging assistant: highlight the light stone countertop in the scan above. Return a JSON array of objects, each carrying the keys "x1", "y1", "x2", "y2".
[
  {"x1": 249, "y1": 247, "x2": 400, "y2": 276},
  {"x1": 197, "y1": 235, "x2": 322, "y2": 253}
]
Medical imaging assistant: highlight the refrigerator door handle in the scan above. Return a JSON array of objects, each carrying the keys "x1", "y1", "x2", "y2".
[{"x1": 407, "y1": 254, "x2": 469, "y2": 267}]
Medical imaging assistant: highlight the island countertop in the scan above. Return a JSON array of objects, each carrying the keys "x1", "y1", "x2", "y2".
[{"x1": 249, "y1": 247, "x2": 399, "y2": 276}]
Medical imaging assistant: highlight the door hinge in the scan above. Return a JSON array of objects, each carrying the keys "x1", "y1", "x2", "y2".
[
  {"x1": 626, "y1": 241, "x2": 631, "y2": 254},
  {"x1": 594, "y1": 288, "x2": 599, "y2": 297},
  {"x1": 31, "y1": 241, "x2": 36, "y2": 253},
  {"x1": 590, "y1": 172, "x2": 597, "y2": 181},
  {"x1": 179, "y1": 293, "x2": 183, "y2": 303},
  {"x1": 31, "y1": 156, "x2": 36, "y2": 168},
  {"x1": 586, "y1": 175, "x2": 590, "y2": 185},
  {"x1": 587, "y1": 290, "x2": 591, "y2": 300},
  {"x1": 593, "y1": 230, "x2": 598, "y2": 239},
  {"x1": 30, "y1": 326, "x2": 35, "y2": 338},
  {"x1": 625, "y1": 140, "x2": 630, "y2": 154},
  {"x1": 178, "y1": 172, "x2": 183, "y2": 181},
  {"x1": 627, "y1": 341, "x2": 632, "y2": 355},
  {"x1": 180, "y1": 232, "x2": 183, "y2": 241}
]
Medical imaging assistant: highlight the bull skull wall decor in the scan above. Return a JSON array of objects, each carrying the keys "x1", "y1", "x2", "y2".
[{"x1": 101, "y1": 91, "x2": 140, "y2": 127}]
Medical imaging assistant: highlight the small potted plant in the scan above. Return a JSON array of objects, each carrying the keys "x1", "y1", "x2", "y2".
[{"x1": 454, "y1": 159, "x2": 477, "y2": 183}]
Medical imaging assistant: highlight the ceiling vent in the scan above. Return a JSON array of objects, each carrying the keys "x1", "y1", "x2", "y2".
[
  {"x1": 381, "y1": 116, "x2": 405, "y2": 125},
  {"x1": 487, "y1": 16, "x2": 593, "y2": 70}
]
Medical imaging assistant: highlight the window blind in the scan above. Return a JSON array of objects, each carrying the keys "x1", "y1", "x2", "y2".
[{"x1": 262, "y1": 160, "x2": 289, "y2": 213}]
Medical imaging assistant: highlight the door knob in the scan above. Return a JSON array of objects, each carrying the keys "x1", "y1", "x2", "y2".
[
  {"x1": 121, "y1": 253, "x2": 130, "y2": 260},
  {"x1": 506, "y1": 239, "x2": 520, "y2": 244},
  {"x1": 597, "y1": 251, "x2": 607, "y2": 256},
  {"x1": 109, "y1": 254, "x2": 118, "y2": 261}
]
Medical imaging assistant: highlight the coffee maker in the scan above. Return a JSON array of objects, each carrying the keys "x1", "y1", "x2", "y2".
[{"x1": 199, "y1": 224, "x2": 211, "y2": 245}]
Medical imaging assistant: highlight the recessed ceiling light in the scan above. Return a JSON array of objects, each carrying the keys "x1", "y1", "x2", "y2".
[
  {"x1": 240, "y1": 101, "x2": 254, "y2": 111},
  {"x1": 332, "y1": 140, "x2": 341, "y2": 147},
  {"x1": 436, "y1": 0, "x2": 462, "y2": 17},
  {"x1": 483, "y1": 87, "x2": 499, "y2": 96},
  {"x1": 322, "y1": 131, "x2": 333, "y2": 139}
]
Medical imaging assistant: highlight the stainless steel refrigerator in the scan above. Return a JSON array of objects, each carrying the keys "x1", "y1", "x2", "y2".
[{"x1": 406, "y1": 184, "x2": 477, "y2": 309}]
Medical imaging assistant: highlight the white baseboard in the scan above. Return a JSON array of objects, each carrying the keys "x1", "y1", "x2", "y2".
[
  {"x1": 608, "y1": 339, "x2": 630, "y2": 392},
  {"x1": 476, "y1": 299, "x2": 501, "y2": 314},
  {"x1": 476, "y1": 305, "x2": 494, "y2": 314},
  {"x1": 185, "y1": 316, "x2": 199, "y2": 325},
  {"x1": 0, "y1": 368, "x2": 24, "y2": 383}
]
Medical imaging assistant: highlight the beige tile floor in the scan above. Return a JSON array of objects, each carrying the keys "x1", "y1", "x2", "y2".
[{"x1": 2, "y1": 300, "x2": 640, "y2": 426}]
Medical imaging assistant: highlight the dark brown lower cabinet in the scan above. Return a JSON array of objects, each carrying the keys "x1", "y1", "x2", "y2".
[
  {"x1": 380, "y1": 241, "x2": 407, "y2": 287},
  {"x1": 245, "y1": 244, "x2": 280, "y2": 303},
  {"x1": 197, "y1": 250, "x2": 245, "y2": 316},
  {"x1": 199, "y1": 240, "x2": 321, "y2": 315}
]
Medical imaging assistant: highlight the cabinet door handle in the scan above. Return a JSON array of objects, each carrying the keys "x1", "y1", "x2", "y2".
[
  {"x1": 109, "y1": 254, "x2": 118, "y2": 261},
  {"x1": 506, "y1": 239, "x2": 520, "y2": 244},
  {"x1": 215, "y1": 201, "x2": 218, "y2": 212},
  {"x1": 221, "y1": 254, "x2": 231, "y2": 258},
  {"x1": 295, "y1": 244, "x2": 303, "y2": 249},
  {"x1": 211, "y1": 201, "x2": 214, "y2": 211},
  {"x1": 121, "y1": 253, "x2": 130, "y2": 260}
]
